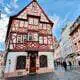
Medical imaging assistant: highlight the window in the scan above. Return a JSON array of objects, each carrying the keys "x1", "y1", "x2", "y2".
[
  {"x1": 48, "y1": 36, "x2": 52, "y2": 44},
  {"x1": 16, "y1": 56, "x2": 26, "y2": 69},
  {"x1": 20, "y1": 21, "x2": 24, "y2": 27},
  {"x1": 40, "y1": 55, "x2": 48, "y2": 67},
  {"x1": 39, "y1": 23, "x2": 42, "y2": 29},
  {"x1": 39, "y1": 37, "x2": 43, "y2": 44},
  {"x1": 33, "y1": 33, "x2": 38, "y2": 41},
  {"x1": 23, "y1": 35, "x2": 28, "y2": 42},
  {"x1": 29, "y1": 17, "x2": 38, "y2": 25},
  {"x1": 13, "y1": 20, "x2": 19, "y2": 27},
  {"x1": 47, "y1": 24, "x2": 52, "y2": 34},
  {"x1": 28, "y1": 34, "x2": 33, "y2": 41},
  {"x1": 44, "y1": 37, "x2": 47, "y2": 44},
  {"x1": 43, "y1": 24, "x2": 46, "y2": 29},
  {"x1": 29, "y1": 18, "x2": 33, "y2": 24},
  {"x1": 17, "y1": 35, "x2": 22, "y2": 43},
  {"x1": 25, "y1": 22, "x2": 28, "y2": 27},
  {"x1": 34, "y1": 18, "x2": 38, "y2": 25}
]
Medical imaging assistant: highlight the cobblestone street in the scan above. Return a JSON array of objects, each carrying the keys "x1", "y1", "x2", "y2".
[{"x1": 5, "y1": 66, "x2": 80, "y2": 80}]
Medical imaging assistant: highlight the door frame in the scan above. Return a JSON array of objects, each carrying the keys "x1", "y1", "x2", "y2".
[{"x1": 28, "y1": 51, "x2": 38, "y2": 73}]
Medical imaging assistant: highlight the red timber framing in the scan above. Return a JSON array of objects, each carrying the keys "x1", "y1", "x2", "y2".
[{"x1": 5, "y1": 0, "x2": 54, "y2": 52}]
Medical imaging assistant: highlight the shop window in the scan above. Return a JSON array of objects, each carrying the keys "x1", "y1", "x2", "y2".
[
  {"x1": 40, "y1": 55, "x2": 48, "y2": 67},
  {"x1": 16, "y1": 56, "x2": 26, "y2": 69}
]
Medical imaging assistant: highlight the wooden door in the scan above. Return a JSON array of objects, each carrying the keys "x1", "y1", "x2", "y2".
[{"x1": 30, "y1": 53, "x2": 36, "y2": 73}]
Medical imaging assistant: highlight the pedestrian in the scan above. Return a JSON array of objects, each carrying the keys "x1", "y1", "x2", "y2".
[
  {"x1": 68, "y1": 61, "x2": 72, "y2": 70},
  {"x1": 63, "y1": 61, "x2": 67, "y2": 71}
]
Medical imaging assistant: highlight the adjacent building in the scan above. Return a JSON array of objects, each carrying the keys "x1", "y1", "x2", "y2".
[
  {"x1": 4, "y1": 0, "x2": 55, "y2": 77},
  {"x1": 60, "y1": 23, "x2": 74, "y2": 58},
  {"x1": 0, "y1": 51, "x2": 5, "y2": 79},
  {"x1": 69, "y1": 16, "x2": 80, "y2": 65},
  {"x1": 53, "y1": 38, "x2": 61, "y2": 60}
]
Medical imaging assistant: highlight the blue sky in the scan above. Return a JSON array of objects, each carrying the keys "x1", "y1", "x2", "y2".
[{"x1": 0, "y1": 0, "x2": 80, "y2": 51}]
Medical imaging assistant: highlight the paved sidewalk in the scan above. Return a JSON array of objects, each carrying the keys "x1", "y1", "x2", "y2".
[
  {"x1": 55, "y1": 66, "x2": 80, "y2": 80},
  {"x1": 5, "y1": 66, "x2": 80, "y2": 80}
]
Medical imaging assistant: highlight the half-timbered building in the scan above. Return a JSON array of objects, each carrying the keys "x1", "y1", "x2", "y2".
[{"x1": 5, "y1": 0, "x2": 54, "y2": 77}]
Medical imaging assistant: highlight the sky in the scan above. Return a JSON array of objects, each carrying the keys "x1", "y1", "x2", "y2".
[{"x1": 0, "y1": 0, "x2": 80, "y2": 51}]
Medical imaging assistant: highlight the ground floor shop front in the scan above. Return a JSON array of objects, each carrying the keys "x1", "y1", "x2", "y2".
[{"x1": 4, "y1": 51, "x2": 54, "y2": 78}]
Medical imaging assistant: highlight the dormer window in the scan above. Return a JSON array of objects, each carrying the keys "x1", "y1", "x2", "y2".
[
  {"x1": 29, "y1": 18, "x2": 33, "y2": 24},
  {"x1": 29, "y1": 17, "x2": 38, "y2": 25},
  {"x1": 20, "y1": 21, "x2": 24, "y2": 27}
]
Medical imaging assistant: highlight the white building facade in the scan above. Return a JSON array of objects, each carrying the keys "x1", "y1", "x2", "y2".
[{"x1": 60, "y1": 23, "x2": 74, "y2": 58}]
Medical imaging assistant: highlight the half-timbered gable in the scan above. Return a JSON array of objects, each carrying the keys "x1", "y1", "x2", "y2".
[{"x1": 15, "y1": 1, "x2": 52, "y2": 23}]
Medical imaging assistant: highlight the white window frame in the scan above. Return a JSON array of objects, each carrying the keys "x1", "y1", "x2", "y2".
[
  {"x1": 39, "y1": 36, "x2": 43, "y2": 44},
  {"x1": 20, "y1": 21, "x2": 24, "y2": 27},
  {"x1": 33, "y1": 33, "x2": 38, "y2": 41},
  {"x1": 17, "y1": 35, "x2": 22, "y2": 43},
  {"x1": 29, "y1": 18, "x2": 33, "y2": 24}
]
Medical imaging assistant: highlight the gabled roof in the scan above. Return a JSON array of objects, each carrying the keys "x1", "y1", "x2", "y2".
[
  {"x1": 12, "y1": 0, "x2": 53, "y2": 24},
  {"x1": 5, "y1": 0, "x2": 54, "y2": 42}
]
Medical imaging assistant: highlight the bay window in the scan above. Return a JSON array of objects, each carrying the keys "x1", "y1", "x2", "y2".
[{"x1": 39, "y1": 36, "x2": 43, "y2": 44}]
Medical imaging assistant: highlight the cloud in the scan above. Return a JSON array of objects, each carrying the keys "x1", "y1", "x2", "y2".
[
  {"x1": 0, "y1": 13, "x2": 9, "y2": 42},
  {"x1": 4, "y1": 6, "x2": 12, "y2": 14},
  {"x1": 50, "y1": 12, "x2": 71, "y2": 40},
  {"x1": 0, "y1": 42, "x2": 5, "y2": 51},
  {"x1": 11, "y1": 0, "x2": 19, "y2": 8},
  {"x1": 49, "y1": 14, "x2": 60, "y2": 28},
  {"x1": 13, "y1": 0, "x2": 18, "y2": 3}
]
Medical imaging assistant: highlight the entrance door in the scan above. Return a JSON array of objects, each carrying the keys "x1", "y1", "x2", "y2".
[{"x1": 29, "y1": 52, "x2": 37, "y2": 73}]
